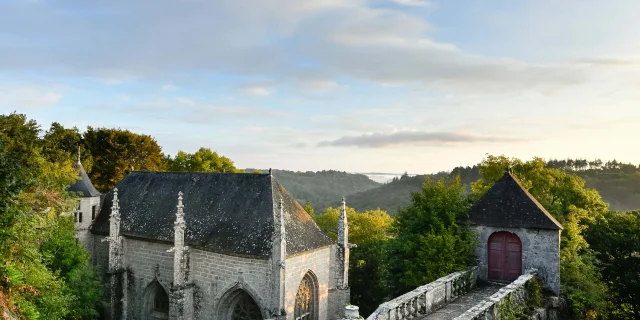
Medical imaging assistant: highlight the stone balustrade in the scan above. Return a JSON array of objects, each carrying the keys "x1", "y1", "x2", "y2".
[
  {"x1": 366, "y1": 267, "x2": 478, "y2": 320},
  {"x1": 453, "y1": 269, "x2": 538, "y2": 320}
]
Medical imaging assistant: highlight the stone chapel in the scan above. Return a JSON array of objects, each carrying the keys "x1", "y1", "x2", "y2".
[
  {"x1": 71, "y1": 160, "x2": 352, "y2": 320},
  {"x1": 467, "y1": 169, "x2": 563, "y2": 295}
]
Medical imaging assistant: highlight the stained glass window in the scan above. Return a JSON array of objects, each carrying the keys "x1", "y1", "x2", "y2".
[
  {"x1": 231, "y1": 291, "x2": 262, "y2": 320},
  {"x1": 295, "y1": 273, "x2": 317, "y2": 320}
]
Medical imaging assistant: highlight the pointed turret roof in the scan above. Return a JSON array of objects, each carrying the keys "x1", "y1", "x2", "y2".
[
  {"x1": 468, "y1": 170, "x2": 562, "y2": 230},
  {"x1": 67, "y1": 149, "x2": 101, "y2": 197}
]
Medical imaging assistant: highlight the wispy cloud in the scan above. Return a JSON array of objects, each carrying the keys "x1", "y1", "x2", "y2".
[
  {"x1": 390, "y1": 0, "x2": 432, "y2": 7},
  {"x1": 239, "y1": 86, "x2": 271, "y2": 96},
  {"x1": 0, "y1": 83, "x2": 63, "y2": 109},
  {"x1": 318, "y1": 130, "x2": 528, "y2": 148},
  {"x1": 162, "y1": 85, "x2": 178, "y2": 91}
]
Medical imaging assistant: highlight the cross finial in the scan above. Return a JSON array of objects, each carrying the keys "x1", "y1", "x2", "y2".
[
  {"x1": 342, "y1": 196, "x2": 346, "y2": 203},
  {"x1": 269, "y1": 168, "x2": 273, "y2": 175},
  {"x1": 506, "y1": 166, "x2": 512, "y2": 174}
]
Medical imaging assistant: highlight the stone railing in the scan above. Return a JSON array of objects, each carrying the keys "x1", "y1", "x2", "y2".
[
  {"x1": 367, "y1": 267, "x2": 478, "y2": 320},
  {"x1": 453, "y1": 269, "x2": 538, "y2": 320}
]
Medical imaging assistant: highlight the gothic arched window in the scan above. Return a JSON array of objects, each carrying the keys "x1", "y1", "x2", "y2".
[
  {"x1": 295, "y1": 272, "x2": 318, "y2": 320},
  {"x1": 231, "y1": 291, "x2": 262, "y2": 320},
  {"x1": 145, "y1": 281, "x2": 169, "y2": 320}
]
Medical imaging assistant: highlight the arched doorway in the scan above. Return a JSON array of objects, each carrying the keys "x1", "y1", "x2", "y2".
[
  {"x1": 143, "y1": 281, "x2": 170, "y2": 320},
  {"x1": 295, "y1": 272, "x2": 319, "y2": 320},
  {"x1": 488, "y1": 232, "x2": 522, "y2": 281},
  {"x1": 218, "y1": 289, "x2": 263, "y2": 320}
]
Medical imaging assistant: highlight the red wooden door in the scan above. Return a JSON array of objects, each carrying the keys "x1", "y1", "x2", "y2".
[{"x1": 488, "y1": 232, "x2": 522, "y2": 281}]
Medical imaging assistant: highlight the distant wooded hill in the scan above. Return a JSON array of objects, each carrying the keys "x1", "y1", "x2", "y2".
[
  {"x1": 270, "y1": 159, "x2": 640, "y2": 214},
  {"x1": 251, "y1": 169, "x2": 382, "y2": 211}
]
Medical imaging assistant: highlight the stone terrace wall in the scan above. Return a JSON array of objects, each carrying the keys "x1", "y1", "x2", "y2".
[
  {"x1": 367, "y1": 267, "x2": 478, "y2": 320},
  {"x1": 453, "y1": 270, "x2": 537, "y2": 320}
]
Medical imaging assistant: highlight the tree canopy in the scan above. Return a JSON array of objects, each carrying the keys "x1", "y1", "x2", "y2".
[
  {"x1": 386, "y1": 176, "x2": 476, "y2": 295},
  {"x1": 0, "y1": 113, "x2": 102, "y2": 319},
  {"x1": 84, "y1": 127, "x2": 166, "y2": 191},
  {"x1": 164, "y1": 147, "x2": 239, "y2": 173}
]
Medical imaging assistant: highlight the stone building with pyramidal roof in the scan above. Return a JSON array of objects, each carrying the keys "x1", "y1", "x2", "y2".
[
  {"x1": 468, "y1": 169, "x2": 563, "y2": 295},
  {"x1": 70, "y1": 166, "x2": 352, "y2": 320}
]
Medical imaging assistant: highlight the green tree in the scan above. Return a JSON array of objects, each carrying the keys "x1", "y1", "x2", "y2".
[
  {"x1": 84, "y1": 127, "x2": 166, "y2": 191},
  {"x1": 0, "y1": 114, "x2": 102, "y2": 319},
  {"x1": 164, "y1": 147, "x2": 238, "y2": 173},
  {"x1": 585, "y1": 210, "x2": 640, "y2": 319},
  {"x1": 472, "y1": 155, "x2": 610, "y2": 319},
  {"x1": 42, "y1": 122, "x2": 92, "y2": 172},
  {"x1": 386, "y1": 176, "x2": 476, "y2": 296},
  {"x1": 302, "y1": 201, "x2": 315, "y2": 216},
  {"x1": 314, "y1": 206, "x2": 393, "y2": 315}
]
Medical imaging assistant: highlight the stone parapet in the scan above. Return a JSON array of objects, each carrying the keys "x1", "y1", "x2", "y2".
[
  {"x1": 453, "y1": 269, "x2": 537, "y2": 320},
  {"x1": 366, "y1": 267, "x2": 478, "y2": 320}
]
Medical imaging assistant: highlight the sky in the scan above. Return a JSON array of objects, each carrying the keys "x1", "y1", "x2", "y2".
[{"x1": 1, "y1": 0, "x2": 640, "y2": 174}]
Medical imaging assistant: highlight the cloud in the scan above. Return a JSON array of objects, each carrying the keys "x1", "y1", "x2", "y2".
[
  {"x1": 183, "y1": 105, "x2": 288, "y2": 124},
  {"x1": 162, "y1": 84, "x2": 178, "y2": 91},
  {"x1": 239, "y1": 86, "x2": 271, "y2": 96},
  {"x1": 0, "y1": 0, "x2": 590, "y2": 93},
  {"x1": 0, "y1": 83, "x2": 63, "y2": 109},
  {"x1": 389, "y1": 0, "x2": 432, "y2": 7},
  {"x1": 318, "y1": 130, "x2": 528, "y2": 148}
]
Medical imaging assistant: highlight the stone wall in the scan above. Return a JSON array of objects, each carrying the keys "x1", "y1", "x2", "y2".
[
  {"x1": 453, "y1": 271, "x2": 537, "y2": 320},
  {"x1": 285, "y1": 246, "x2": 332, "y2": 320},
  {"x1": 473, "y1": 226, "x2": 560, "y2": 295},
  {"x1": 90, "y1": 235, "x2": 337, "y2": 320},
  {"x1": 74, "y1": 195, "x2": 101, "y2": 255},
  {"x1": 366, "y1": 267, "x2": 478, "y2": 320}
]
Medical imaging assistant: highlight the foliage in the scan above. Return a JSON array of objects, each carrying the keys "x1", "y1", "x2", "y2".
[
  {"x1": 164, "y1": 147, "x2": 239, "y2": 173},
  {"x1": 386, "y1": 176, "x2": 476, "y2": 296},
  {"x1": 346, "y1": 172, "x2": 448, "y2": 215},
  {"x1": 313, "y1": 206, "x2": 393, "y2": 316},
  {"x1": 472, "y1": 155, "x2": 610, "y2": 319},
  {"x1": 0, "y1": 113, "x2": 102, "y2": 319},
  {"x1": 42, "y1": 122, "x2": 92, "y2": 172},
  {"x1": 585, "y1": 210, "x2": 640, "y2": 319},
  {"x1": 84, "y1": 126, "x2": 166, "y2": 192},
  {"x1": 271, "y1": 170, "x2": 380, "y2": 212}
]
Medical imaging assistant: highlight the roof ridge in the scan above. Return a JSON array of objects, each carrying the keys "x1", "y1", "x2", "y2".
[{"x1": 506, "y1": 172, "x2": 563, "y2": 230}]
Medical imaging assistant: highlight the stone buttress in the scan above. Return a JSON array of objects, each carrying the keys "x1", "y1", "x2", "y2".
[
  {"x1": 167, "y1": 191, "x2": 195, "y2": 320},
  {"x1": 328, "y1": 197, "x2": 354, "y2": 320},
  {"x1": 102, "y1": 188, "x2": 128, "y2": 319},
  {"x1": 270, "y1": 198, "x2": 287, "y2": 320}
]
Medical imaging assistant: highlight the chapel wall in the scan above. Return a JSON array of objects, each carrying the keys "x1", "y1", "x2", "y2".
[
  {"x1": 119, "y1": 237, "x2": 271, "y2": 320},
  {"x1": 285, "y1": 245, "x2": 332, "y2": 320}
]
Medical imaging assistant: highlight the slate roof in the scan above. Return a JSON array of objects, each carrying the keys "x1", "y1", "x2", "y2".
[
  {"x1": 468, "y1": 171, "x2": 562, "y2": 230},
  {"x1": 90, "y1": 171, "x2": 333, "y2": 257},
  {"x1": 67, "y1": 159, "x2": 101, "y2": 197}
]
